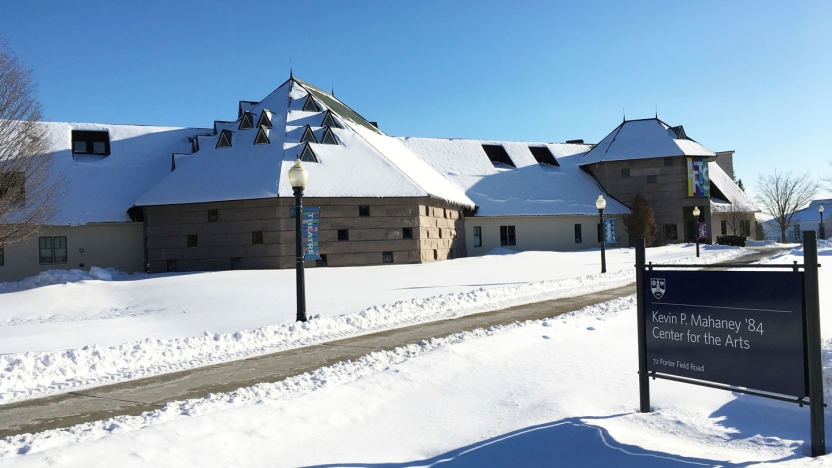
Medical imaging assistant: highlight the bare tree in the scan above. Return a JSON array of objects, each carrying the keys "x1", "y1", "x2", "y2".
[
  {"x1": 755, "y1": 170, "x2": 818, "y2": 243},
  {"x1": 0, "y1": 40, "x2": 60, "y2": 247},
  {"x1": 723, "y1": 203, "x2": 753, "y2": 237}
]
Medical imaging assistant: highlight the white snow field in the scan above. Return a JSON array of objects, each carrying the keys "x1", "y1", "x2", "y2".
[{"x1": 0, "y1": 242, "x2": 830, "y2": 466}]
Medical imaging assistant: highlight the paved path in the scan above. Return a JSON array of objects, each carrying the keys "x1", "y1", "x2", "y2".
[{"x1": 0, "y1": 247, "x2": 787, "y2": 438}]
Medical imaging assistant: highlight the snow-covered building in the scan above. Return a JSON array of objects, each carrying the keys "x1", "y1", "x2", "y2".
[
  {"x1": 578, "y1": 118, "x2": 757, "y2": 244},
  {"x1": 760, "y1": 199, "x2": 830, "y2": 242}
]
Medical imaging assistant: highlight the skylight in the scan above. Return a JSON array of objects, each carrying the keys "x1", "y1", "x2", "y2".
[
  {"x1": 216, "y1": 129, "x2": 233, "y2": 148},
  {"x1": 300, "y1": 125, "x2": 318, "y2": 144},
  {"x1": 320, "y1": 127, "x2": 338, "y2": 145},
  {"x1": 254, "y1": 126, "x2": 270, "y2": 145},
  {"x1": 529, "y1": 146, "x2": 559, "y2": 166},
  {"x1": 302, "y1": 95, "x2": 321, "y2": 112},
  {"x1": 481, "y1": 145, "x2": 515, "y2": 168},
  {"x1": 257, "y1": 110, "x2": 272, "y2": 129},
  {"x1": 321, "y1": 110, "x2": 342, "y2": 129},
  {"x1": 300, "y1": 143, "x2": 319, "y2": 163},
  {"x1": 239, "y1": 111, "x2": 254, "y2": 130}
]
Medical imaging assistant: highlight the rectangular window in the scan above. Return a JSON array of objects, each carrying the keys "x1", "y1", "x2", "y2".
[
  {"x1": 231, "y1": 257, "x2": 242, "y2": 270},
  {"x1": 528, "y1": 146, "x2": 559, "y2": 166},
  {"x1": 647, "y1": 175, "x2": 657, "y2": 184},
  {"x1": 208, "y1": 209, "x2": 219, "y2": 222},
  {"x1": 53, "y1": 236, "x2": 67, "y2": 263},
  {"x1": 499, "y1": 225, "x2": 516, "y2": 246},
  {"x1": 71, "y1": 130, "x2": 110, "y2": 155},
  {"x1": 382, "y1": 252, "x2": 393, "y2": 263},
  {"x1": 166, "y1": 260, "x2": 177, "y2": 272},
  {"x1": 721, "y1": 220, "x2": 727, "y2": 235},
  {"x1": 473, "y1": 226, "x2": 482, "y2": 247},
  {"x1": 252, "y1": 231, "x2": 264, "y2": 244},
  {"x1": 402, "y1": 227, "x2": 413, "y2": 239},
  {"x1": 338, "y1": 229, "x2": 349, "y2": 241},
  {"x1": 316, "y1": 255, "x2": 327, "y2": 267},
  {"x1": 187, "y1": 235, "x2": 198, "y2": 248},
  {"x1": 39, "y1": 237, "x2": 53, "y2": 263},
  {"x1": 290, "y1": 206, "x2": 297, "y2": 218},
  {"x1": 482, "y1": 144, "x2": 516, "y2": 168},
  {"x1": 0, "y1": 244, "x2": 4, "y2": 266},
  {"x1": 664, "y1": 158, "x2": 673, "y2": 166},
  {"x1": 742, "y1": 220, "x2": 751, "y2": 237},
  {"x1": 794, "y1": 224, "x2": 801, "y2": 242},
  {"x1": 621, "y1": 169, "x2": 630, "y2": 178},
  {"x1": 663, "y1": 224, "x2": 678, "y2": 241},
  {"x1": 359, "y1": 205, "x2": 370, "y2": 216},
  {"x1": 38, "y1": 236, "x2": 67, "y2": 264},
  {"x1": 575, "y1": 224, "x2": 582, "y2": 243}
]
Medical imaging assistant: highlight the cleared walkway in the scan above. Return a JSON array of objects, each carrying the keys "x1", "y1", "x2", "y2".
[{"x1": 0, "y1": 247, "x2": 786, "y2": 438}]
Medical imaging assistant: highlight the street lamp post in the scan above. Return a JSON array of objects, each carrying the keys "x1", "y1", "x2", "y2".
[
  {"x1": 692, "y1": 206, "x2": 701, "y2": 258},
  {"x1": 820, "y1": 205, "x2": 826, "y2": 240},
  {"x1": 287, "y1": 159, "x2": 308, "y2": 323},
  {"x1": 596, "y1": 194, "x2": 607, "y2": 273}
]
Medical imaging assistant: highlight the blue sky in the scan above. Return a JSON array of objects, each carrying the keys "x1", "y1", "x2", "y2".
[{"x1": 2, "y1": 1, "x2": 830, "y2": 197}]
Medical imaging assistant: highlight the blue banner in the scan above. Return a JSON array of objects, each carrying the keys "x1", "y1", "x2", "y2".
[
  {"x1": 698, "y1": 222, "x2": 707, "y2": 239},
  {"x1": 604, "y1": 218, "x2": 616, "y2": 244},
  {"x1": 302, "y1": 207, "x2": 320, "y2": 260}
]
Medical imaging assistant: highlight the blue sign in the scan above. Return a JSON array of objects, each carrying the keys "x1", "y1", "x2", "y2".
[
  {"x1": 644, "y1": 270, "x2": 806, "y2": 397},
  {"x1": 604, "y1": 218, "x2": 616, "y2": 244},
  {"x1": 302, "y1": 207, "x2": 320, "y2": 260},
  {"x1": 698, "y1": 222, "x2": 707, "y2": 239}
]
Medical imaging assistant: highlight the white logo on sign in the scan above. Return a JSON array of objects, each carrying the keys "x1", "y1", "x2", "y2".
[{"x1": 651, "y1": 278, "x2": 666, "y2": 300}]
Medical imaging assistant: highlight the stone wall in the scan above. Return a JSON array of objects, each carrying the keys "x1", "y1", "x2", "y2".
[{"x1": 143, "y1": 197, "x2": 465, "y2": 273}]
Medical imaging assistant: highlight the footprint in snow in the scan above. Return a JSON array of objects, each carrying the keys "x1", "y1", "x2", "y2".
[
  {"x1": 587, "y1": 326, "x2": 596, "y2": 331},
  {"x1": 542, "y1": 335, "x2": 550, "y2": 339}
]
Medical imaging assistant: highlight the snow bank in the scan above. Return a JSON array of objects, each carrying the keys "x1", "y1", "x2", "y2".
[
  {"x1": 788, "y1": 239, "x2": 832, "y2": 256},
  {"x1": 0, "y1": 248, "x2": 744, "y2": 404},
  {"x1": 0, "y1": 267, "x2": 125, "y2": 294}
]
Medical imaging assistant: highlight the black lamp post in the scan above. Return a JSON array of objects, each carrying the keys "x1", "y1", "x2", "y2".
[
  {"x1": 692, "y1": 206, "x2": 701, "y2": 258},
  {"x1": 596, "y1": 194, "x2": 607, "y2": 273},
  {"x1": 287, "y1": 158, "x2": 308, "y2": 322},
  {"x1": 820, "y1": 205, "x2": 826, "y2": 241}
]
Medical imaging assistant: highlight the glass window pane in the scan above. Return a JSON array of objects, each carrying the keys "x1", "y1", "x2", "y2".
[
  {"x1": 53, "y1": 236, "x2": 67, "y2": 263},
  {"x1": 93, "y1": 141, "x2": 106, "y2": 153},
  {"x1": 74, "y1": 141, "x2": 87, "y2": 153},
  {"x1": 39, "y1": 236, "x2": 53, "y2": 263}
]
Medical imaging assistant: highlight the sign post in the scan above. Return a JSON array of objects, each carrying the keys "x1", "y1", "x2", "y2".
[{"x1": 803, "y1": 231, "x2": 825, "y2": 457}]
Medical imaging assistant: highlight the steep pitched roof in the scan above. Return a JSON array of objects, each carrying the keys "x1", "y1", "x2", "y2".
[
  {"x1": 709, "y1": 162, "x2": 759, "y2": 213},
  {"x1": 580, "y1": 118, "x2": 715, "y2": 165},
  {"x1": 398, "y1": 137, "x2": 630, "y2": 217}
]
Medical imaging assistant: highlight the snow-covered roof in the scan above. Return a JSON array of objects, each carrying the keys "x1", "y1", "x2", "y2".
[
  {"x1": 708, "y1": 162, "x2": 759, "y2": 213},
  {"x1": 397, "y1": 137, "x2": 630, "y2": 217},
  {"x1": 40, "y1": 122, "x2": 210, "y2": 224},
  {"x1": 136, "y1": 78, "x2": 474, "y2": 208},
  {"x1": 760, "y1": 198, "x2": 831, "y2": 227},
  {"x1": 579, "y1": 118, "x2": 715, "y2": 165}
]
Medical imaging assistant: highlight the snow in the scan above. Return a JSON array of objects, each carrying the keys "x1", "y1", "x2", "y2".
[
  {"x1": 708, "y1": 161, "x2": 758, "y2": 212},
  {"x1": 399, "y1": 137, "x2": 630, "y2": 216},
  {"x1": 580, "y1": 118, "x2": 715, "y2": 165},
  {"x1": 3, "y1": 242, "x2": 832, "y2": 465},
  {"x1": 0, "y1": 267, "x2": 125, "y2": 294}
]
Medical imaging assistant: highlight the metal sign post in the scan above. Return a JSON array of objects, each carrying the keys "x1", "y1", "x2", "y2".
[{"x1": 803, "y1": 231, "x2": 825, "y2": 457}]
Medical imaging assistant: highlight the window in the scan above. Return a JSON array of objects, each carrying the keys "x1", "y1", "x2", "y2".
[
  {"x1": 216, "y1": 129, "x2": 233, "y2": 148},
  {"x1": 794, "y1": 224, "x2": 801, "y2": 242},
  {"x1": 300, "y1": 125, "x2": 318, "y2": 144},
  {"x1": 621, "y1": 169, "x2": 630, "y2": 177},
  {"x1": 231, "y1": 257, "x2": 242, "y2": 270},
  {"x1": 403, "y1": 227, "x2": 413, "y2": 239},
  {"x1": 721, "y1": 220, "x2": 727, "y2": 235},
  {"x1": 742, "y1": 220, "x2": 751, "y2": 237},
  {"x1": 71, "y1": 130, "x2": 110, "y2": 155},
  {"x1": 575, "y1": 224, "x2": 582, "y2": 243},
  {"x1": 321, "y1": 110, "x2": 341, "y2": 129},
  {"x1": 528, "y1": 146, "x2": 559, "y2": 166},
  {"x1": 473, "y1": 226, "x2": 482, "y2": 247},
  {"x1": 300, "y1": 143, "x2": 319, "y2": 163},
  {"x1": 0, "y1": 244, "x2": 4, "y2": 266},
  {"x1": 359, "y1": 205, "x2": 370, "y2": 216},
  {"x1": 338, "y1": 229, "x2": 349, "y2": 241},
  {"x1": 663, "y1": 224, "x2": 678, "y2": 241},
  {"x1": 239, "y1": 111, "x2": 254, "y2": 130},
  {"x1": 482, "y1": 145, "x2": 516, "y2": 168},
  {"x1": 664, "y1": 158, "x2": 674, "y2": 166},
  {"x1": 208, "y1": 209, "x2": 219, "y2": 222},
  {"x1": 302, "y1": 95, "x2": 321, "y2": 112},
  {"x1": 166, "y1": 260, "x2": 177, "y2": 272},
  {"x1": 0, "y1": 172, "x2": 25, "y2": 204},
  {"x1": 647, "y1": 175, "x2": 657, "y2": 184},
  {"x1": 320, "y1": 127, "x2": 338, "y2": 145},
  {"x1": 382, "y1": 252, "x2": 393, "y2": 264},
  {"x1": 499, "y1": 225, "x2": 516, "y2": 246},
  {"x1": 252, "y1": 231, "x2": 264, "y2": 244},
  {"x1": 316, "y1": 255, "x2": 327, "y2": 267},
  {"x1": 433, "y1": 249, "x2": 438, "y2": 260},
  {"x1": 257, "y1": 110, "x2": 272, "y2": 129},
  {"x1": 39, "y1": 236, "x2": 67, "y2": 264},
  {"x1": 254, "y1": 126, "x2": 270, "y2": 145},
  {"x1": 187, "y1": 235, "x2": 198, "y2": 248}
]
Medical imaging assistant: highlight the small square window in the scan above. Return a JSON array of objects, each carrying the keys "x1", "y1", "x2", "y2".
[
  {"x1": 402, "y1": 227, "x2": 413, "y2": 239},
  {"x1": 290, "y1": 206, "x2": 297, "y2": 218},
  {"x1": 187, "y1": 235, "x2": 198, "y2": 248},
  {"x1": 93, "y1": 141, "x2": 107, "y2": 154},
  {"x1": 647, "y1": 175, "x2": 657, "y2": 184},
  {"x1": 316, "y1": 255, "x2": 327, "y2": 267},
  {"x1": 73, "y1": 141, "x2": 87, "y2": 153},
  {"x1": 621, "y1": 169, "x2": 630, "y2": 178},
  {"x1": 574, "y1": 224, "x2": 582, "y2": 243},
  {"x1": 338, "y1": 229, "x2": 349, "y2": 241},
  {"x1": 382, "y1": 252, "x2": 393, "y2": 263},
  {"x1": 208, "y1": 209, "x2": 218, "y2": 222},
  {"x1": 663, "y1": 224, "x2": 678, "y2": 240},
  {"x1": 166, "y1": 260, "x2": 177, "y2": 272},
  {"x1": 359, "y1": 205, "x2": 370, "y2": 216},
  {"x1": 231, "y1": 257, "x2": 242, "y2": 270},
  {"x1": 664, "y1": 158, "x2": 673, "y2": 166},
  {"x1": 473, "y1": 226, "x2": 482, "y2": 247},
  {"x1": 252, "y1": 231, "x2": 264, "y2": 244}
]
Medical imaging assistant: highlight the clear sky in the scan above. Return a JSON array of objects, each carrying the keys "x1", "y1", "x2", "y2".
[{"x1": 2, "y1": 1, "x2": 830, "y2": 198}]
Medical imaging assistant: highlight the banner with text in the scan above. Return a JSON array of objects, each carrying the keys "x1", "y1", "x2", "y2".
[
  {"x1": 302, "y1": 207, "x2": 320, "y2": 260},
  {"x1": 604, "y1": 218, "x2": 616, "y2": 243},
  {"x1": 644, "y1": 270, "x2": 806, "y2": 397},
  {"x1": 687, "y1": 157, "x2": 710, "y2": 197}
]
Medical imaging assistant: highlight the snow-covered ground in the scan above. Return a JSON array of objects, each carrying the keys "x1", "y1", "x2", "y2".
[{"x1": 1, "y1": 241, "x2": 831, "y2": 466}]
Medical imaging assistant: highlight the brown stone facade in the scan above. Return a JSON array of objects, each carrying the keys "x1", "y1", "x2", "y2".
[
  {"x1": 585, "y1": 156, "x2": 713, "y2": 244},
  {"x1": 142, "y1": 197, "x2": 466, "y2": 273}
]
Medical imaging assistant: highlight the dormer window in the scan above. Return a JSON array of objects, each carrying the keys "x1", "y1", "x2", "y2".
[
  {"x1": 529, "y1": 146, "x2": 559, "y2": 167},
  {"x1": 300, "y1": 125, "x2": 318, "y2": 144},
  {"x1": 216, "y1": 129, "x2": 233, "y2": 148},
  {"x1": 257, "y1": 110, "x2": 272, "y2": 129},
  {"x1": 71, "y1": 130, "x2": 110, "y2": 155},
  {"x1": 239, "y1": 111, "x2": 254, "y2": 130},
  {"x1": 482, "y1": 144, "x2": 515, "y2": 168},
  {"x1": 300, "y1": 143, "x2": 319, "y2": 163},
  {"x1": 302, "y1": 95, "x2": 321, "y2": 112},
  {"x1": 254, "y1": 126, "x2": 270, "y2": 145},
  {"x1": 213, "y1": 120, "x2": 232, "y2": 136},
  {"x1": 321, "y1": 110, "x2": 342, "y2": 129},
  {"x1": 320, "y1": 127, "x2": 338, "y2": 145}
]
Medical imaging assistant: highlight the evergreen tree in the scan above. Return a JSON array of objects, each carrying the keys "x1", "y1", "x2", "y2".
[{"x1": 624, "y1": 193, "x2": 658, "y2": 247}]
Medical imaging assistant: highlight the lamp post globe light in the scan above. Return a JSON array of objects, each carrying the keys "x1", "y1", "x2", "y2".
[
  {"x1": 820, "y1": 205, "x2": 826, "y2": 240},
  {"x1": 287, "y1": 158, "x2": 308, "y2": 323},
  {"x1": 596, "y1": 194, "x2": 607, "y2": 274},
  {"x1": 692, "y1": 206, "x2": 701, "y2": 258}
]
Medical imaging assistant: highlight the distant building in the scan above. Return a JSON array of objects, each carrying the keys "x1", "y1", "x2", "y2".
[{"x1": 760, "y1": 199, "x2": 830, "y2": 242}]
